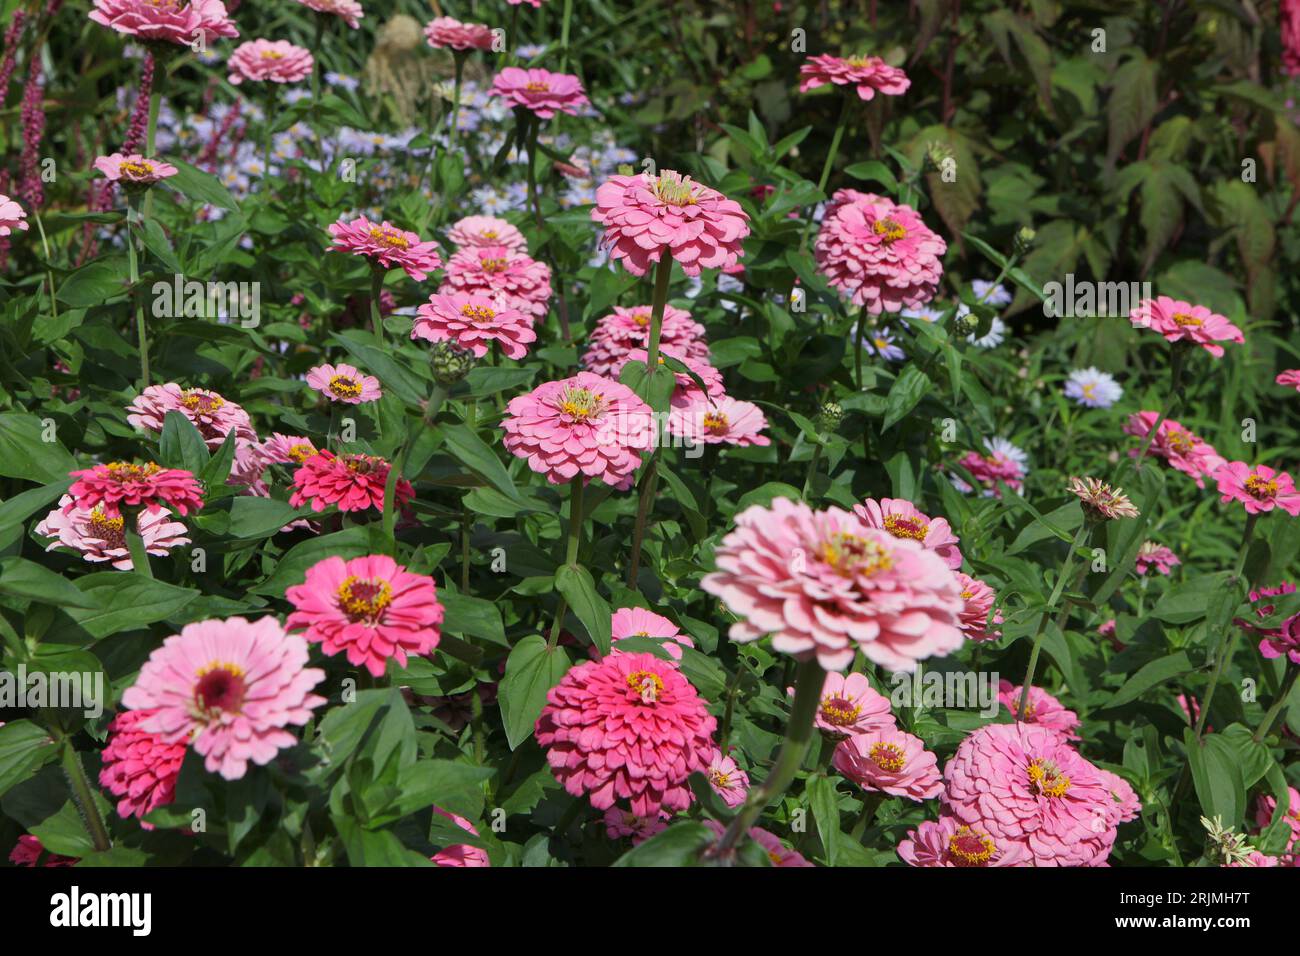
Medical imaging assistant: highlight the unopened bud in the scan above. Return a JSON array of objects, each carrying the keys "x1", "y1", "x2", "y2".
[
  {"x1": 429, "y1": 340, "x2": 476, "y2": 385},
  {"x1": 924, "y1": 140, "x2": 955, "y2": 172},
  {"x1": 1013, "y1": 226, "x2": 1036, "y2": 257},
  {"x1": 817, "y1": 401, "x2": 843, "y2": 434}
]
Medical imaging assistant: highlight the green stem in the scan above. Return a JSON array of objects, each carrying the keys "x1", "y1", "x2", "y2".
[
  {"x1": 1126, "y1": 346, "x2": 1186, "y2": 478},
  {"x1": 547, "y1": 478, "x2": 585, "y2": 650},
  {"x1": 801, "y1": 440, "x2": 824, "y2": 502},
  {"x1": 143, "y1": 74, "x2": 163, "y2": 219},
  {"x1": 449, "y1": 52, "x2": 465, "y2": 147},
  {"x1": 262, "y1": 86, "x2": 277, "y2": 191},
  {"x1": 126, "y1": 198, "x2": 149, "y2": 388},
  {"x1": 801, "y1": 93, "x2": 852, "y2": 251},
  {"x1": 643, "y1": 253, "x2": 673, "y2": 372},
  {"x1": 369, "y1": 267, "x2": 386, "y2": 346},
  {"x1": 850, "y1": 792, "x2": 884, "y2": 841},
  {"x1": 33, "y1": 213, "x2": 58, "y2": 328},
  {"x1": 1015, "y1": 521, "x2": 1091, "y2": 720},
  {"x1": 559, "y1": 0, "x2": 574, "y2": 71},
  {"x1": 853, "y1": 306, "x2": 867, "y2": 390},
  {"x1": 460, "y1": 508, "x2": 472, "y2": 592},
  {"x1": 1253, "y1": 663, "x2": 1299, "y2": 743},
  {"x1": 62, "y1": 743, "x2": 111, "y2": 853}
]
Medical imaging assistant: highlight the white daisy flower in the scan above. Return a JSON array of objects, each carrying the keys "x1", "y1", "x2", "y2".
[{"x1": 1063, "y1": 367, "x2": 1123, "y2": 409}]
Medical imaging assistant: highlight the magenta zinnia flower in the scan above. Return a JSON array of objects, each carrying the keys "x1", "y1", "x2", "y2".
[
  {"x1": 329, "y1": 214, "x2": 443, "y2": 281},
  {"x1": 68, "y1": 461, "x2": 204, "y2": 517},
  {"x1": 997, "y1": 680, "x2": 1081, "y2": 739},
  {"x1": 834, "y1": 728, "x2": 942, "y2": 801},
  {"x1": 441, "y1": 245, "x2": 551, "y2": 319},
  {"x1": 93, "y1": 153, "x2": 178, "y2": 187},
  {"x1": 581, "y1": 304, "x2": 709, "y2": 378},
  {"x1": 306, "y1": 362, "x2": 382, "y2": 404},
  {"x1": 1124, "y1": 412, "x2": 1226, "y2": 488},
  {"x1": 500, "y1": 371, "x2": 654, "y2": 487},
  {"x1": 121, "y1": 617, "x2": 326, "y2": 780},
  {"x1": 286, "y1": 554, "x2": 444, "y2": 677},
  {"x1": 290, "y1": 451, "x2": 413, "y2": 514},
  {"x1": 228, "y1": 39, "x2": 314, "y2": 85},
  {"x1": 1130, "y1": 296, "x2": 1244, "y2": 357},
  {"x1": 609, "y1": 606, "x2": 694, "y2": 659},
  {"x1": 815, "y1": 189, "x2": 946, "y2": 314},
  {"x1": 798, "y1": 53, "x2": 910, "y2": 100},
  {"x1": 701, "y1": 497, "x2": 965, "y2": 671},
  {"x1": 98, "y1": 708, "x2": 186, "y2": 828},
  {"x1": 1097, "y1": 768, "x2": 1143, "y2": 825},
  {"x1": 535, "y1": 651, "x2": 717, "y2": 817},
  {"x1": 423, "y1": 16, "x2": 493, "y2": 50},
  {"x1": 955, "y1": 572, "x2": 1003, "y2": 643},
  {"x1": 603, "y1": 807, "x2": 669, "y2": 844},
  {"x1": 490, "y1": 67, "x2": 588, "y2": 119},
  {"x1": 126, "y1": 383, "x2": 256, "y2": 449},
  {"x1": 1258, "y1": 613, "x2": 1300, "y2": 665},
  {"x1": 296, "y1": 0, "x2": 363, "y2": 29},
  {"x1": 852, "y1": 497, "x2": 962, "y2": 569},
  {"x1": 704, "y1": 748, "x2": 750, "y2": 808},
  {"x1": 1213, "y1": 461, "x2": 1300, "y2": 516},
  {"x1": 592, "y1": 170, "x2": 750, "y2": 277},
  {"x1": 89, "y1": 0, "x2": 239, "y2": 46},
  {"x1": 413, "y1": 291, "x2": 536, "y2": 359},
  {"x1": 1135, "y1": 541, "x2": 1180, "y2": 576},
  {"x1": 0, "y1": 193, "x2": 29, "y2": 236},
  {"x1": 897, "y1": 815, "x2": 1028, "y2": 867},
  {"x1": 809, "y1": 670, "x2": 895, "y2": 738},
  {"x1": 447, "y1": 215, "x2": 527, "y2": 253},
  {"x1": 36, "y1": 494, "x2": 189, "y2": 570},
  {"x1": 9, "y1": 835, "x2": 77, "y2": 868}
]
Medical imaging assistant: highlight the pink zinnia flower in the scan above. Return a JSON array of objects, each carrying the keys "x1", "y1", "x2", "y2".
[
  {"x1": 36, "y1": 494, "x2": 189, "y2": 570},
  {"x1": 942, "y1": 723, "x2": 1116, "y2": 866},
  {"x1": 290, "y1": 450, "x2": 413, "y2": 514},
  {"x1": 93, "y1": 152, "x2": 178, "y2": 188},
  {"x1": 424, "y1": 16, "x2": 493, "y2": 50},
  {"x1": 609, "y1": 606, "x2": 695, "y2": 660},
  {"x1": 98, "y1": 708, "x2": 186, "y2": 828},
  {"x1": 0, "y1": 193, "x2": 28, "y2": 235},
  {"x1": 603, "y1": 807, "x2": 670, "y2": 844},
  {"x1": 667, "y1": 395, "x2": 771, "y2": 448},
  {"x1": 808, "y1": 670, "x2": 895, "y2": 738},
  {"x1": 329, "y1": 214, "x2": 443, "y2": 281},
  {"x1": 1226, "y1": 851, "x2": 1280, "y2": 868},
  {"x1": 68, "y1": 461, "x2": 204, "y2": 517},
  {"x1": 704, "y1": 749, "x2": 750, "y2": 808},
  {"x1": 701, "y1": 497, "x2": 965, "y2": 671},
  {"x1": 897, "y1": 815, "x2": 1029, "y2": 867},
  {"x1": 260, "y1": 433, "x2": 319, "y2": 466},
  {"x1": 9, "y1": 835, "x2": 77, "y2": 867},
  {"x1": 955, "y1": 572, "x2": 1003, "y2": 642},
  {"x1": 490, "y1": 66, "x2": 588, "y2": 119},
  {"x1": 441, "y1": 245, "x2": 551, "y2": 319},
  {"x1": 1136, "y1": 541, "x2": 1180, "y2": 576},
  {"x1": 1286, "y1": 0, "x2": 1300, "y2": 76},
  {"x1": 413, "y1": 291, "x2": 536, "y2": 359},
  {"x1": 296, "y1": 0, "x2": 363, "y2": 29},
  {"x1": 702, "y1": 819, "x2": 813, "y2": 867},
  {"x1": 286, "y1": 554, "x2": 444, "y2": 677},
  {"x1": 581, "y1": 304, "x2": 709, "y2": 378},
  {"x1": 1123, "y1": 412, "x2": 1226, "y2": 488},
  {"x1": 955, "y1": 440, "x2": 1027, "y2": 498},
  {"x1": 592, "y1": 170, "x2": 750, "y2": 277},
  {"x1": 997, "y1": 680, "x2": 1081, "y2": 739},
  {"x1": 121, "y1": 617, "x2": 326, "y2": 780},
  {"x1": 306, "y1": 362, "x2": 382, "y2": 404},
  {"x1": 814, "y1": 189, "x2": 946, "y2": 314},
  {"x1": 798, "y1": 53, "x2": 910, "y2": 100},
  {"x1": 834, "y1": 728, "x2": 943, "y2": 801},
  {"x1": 89, "y1": 0, "x2": 239, "y2": 46},
  {"x1": 1129, "y1": 296, "x2": 1244, "y2": 357},
  {"x1": 227, "y1": 40, "x2": 314, "y2": 85},
  {"x1": 500, "y1": 371, "x2": 654, "y2": 487},
  {"x1": 1068, "y1": 475, "x2": 1140, "y2": 519},
  {"x1": 126, "y1": 383, "x2": 256, "y2": 449},
  {"x1": 1213, "y1": 461, "x2": 1300, "y2": 516},
  {"x1": 431, "y1": 807, "x2": 490, "y2": 866},
  {"x1": 1277, "y1": 369, "x2": 1300, "y2": 392},
  {"x1": 1258, "y1": 613, "x2": 1300, "y2": 666},
  {"x1": 1097, "y1": 768, "x2": 1143, "y2": 825},
  {"x1": 535, "y1": 651, "x2": 717, "y2": 817},
  {"x1": 447, "y1": 215, "x2": 527, "y2": 253},
  {"x1": 852, "y1": 497, "x2": 962, "y2": 569}
]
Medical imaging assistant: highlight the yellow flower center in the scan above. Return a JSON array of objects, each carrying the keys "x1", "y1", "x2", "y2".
[
  {"x1": 819, "y1": 532, "x2": 893, "y2": 577},
  {"x1": 1171, "y1": 312, "x2": 1202, "y2": 328},
  {"x1": 1245, "y1": 474, "x2": 1278, "y2": 499},
  {"x1": 625, "y1": 670, "x2": 663, "y2": 703},
  {"x1": 947, "y1": 826, "x2": 996, "y2": 866},
  {"x1": 869, "y1": 742, "x2": 906, "y2": 772},
  {"x1": 1081, "y1": 383, "x2": 1096, "y2": 398},
  {"x1": 873, "y1": 217, "x2": 906, "y2": 242},
  {"x1": 480, "y1": 257, "x2": 508, "y2": 273},
  {"x1": 87, "y1": 506, "x2": 126, "y2": 547},
  {"x1": 337, "y1": 576, "x2": 393, "y2": 622},
  {"x1": 649, "y1": 170, "x2": 702, "y2": 206},
  {"x1": 180, "y1": 390, "x2": 224, "y2": 413},
  {"x1": 882, "y1": 513, "x2": 928, "y2": 542},
  {"x1": 960, "y1": 589, "x2": 974, "y2": 600},
  {"x1": 329, "y1": 375, "x2": 363, "y2": 399},
  {"x1": 709, "y1": 768, "x2": 731, "y2": 788},
  {"x1": 288, "y1": 443, "x2": 317, "y2": 464},
  {"x1": 368, "y1": 226, "x2": 410, "y2": 249},
  {"x1": 1027, "y1": 758, "x2": 1070, "y2": 797},
  {"x1": 121, "y1": 160, "x2": 155, "y2": 177},
  {"x1": 557, "y1": 386, "x2": 605, "y2": 423},
  {"x1": 106, "y1": 461, "x2": 162, "y2": 481},
  {"x1": 481, "y1": 230, "x2": 498, "y2": 239},
  {"x1": 631, "y1": 311, "x2": 650, "y2": 327},
  {"x1": 702, "y1": 411, "x2": 729, "y2": 434},
  {"x1": 460, "y1": 303, "x2": 496, "y2": 324},
  {"x1": 260, "y1": 50, "x2": 285, "y2": 60},
  {"x1": 820, "y1": 696, "x2": 862, "y2": 727},
  {"x1": 525, "y1": 81, "x2": 550, "y2": 92},
  {"x1": 1165, "y1": 428, "x2": 1194, "y2": 454}
]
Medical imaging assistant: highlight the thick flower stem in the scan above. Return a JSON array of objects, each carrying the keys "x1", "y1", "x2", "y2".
[
  {"x1": 853, "y1": 306, "x2": 867, "y2": 391},
  {"x1": 449, "y1": 52, "x2": 466, "y2": 147},
  {"x1": 126, "y1": 198, "x2": 148, "y2": 388},
  {"x1": 624, "y1": 457, "x2": 659, "y2": 589},
  {"x1": 547, "y1": 478, "x2": 585, "y2": 651},
  {"x1": 1253, "y1": 663, "x2": 1299, "y2": 744},
  {"x1": 801, "y1": 92, "x2": 852, "y2": 251},
  {"x1": 369, "y1": 267, "x2": 386, "y2": 346},
  {"x1": 61, "y1": 742, "x2": 111, "y2": 853},
  {"x1": 716, "y1": 657, "x2": 825, "y2": 859},
  {"x1": 643, "y1": 253, "x2": 673, "y2": 373},
  {"x1": 1015, "y1": 521, "x2": 1091, "y2": 721}
]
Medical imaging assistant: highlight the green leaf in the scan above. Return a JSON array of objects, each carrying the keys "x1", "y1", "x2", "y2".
[
  {"x1": 0, "y1": 557, "x2": 102, "y2": 609},
  {"x1": 159, "y1": 410, "x2": 211, "y2": 474},
  {"x1": 57, "y1": 258, "x2": 127, "y2": 307},
  {"x1": 0, "y1": 413, "x2": 78, "y2": 483},
  {"x1": 554, "y1": 563, "x2": 612, "y2": 656},
  {"x1": 611, "y1": 820, "x2": 714, "y2": 866},
  {"x1": 1105, "y1": 652, "x2": 1191, "y2": 708},
  {"x1": 66, "y1": 573, "x2": 200, "y2": 638},
  {"x1": 844, "y1": 160, "x2": 899, "y2": 193},
  {"x1": 226, "y1": 497, "x2": 303, "y2": 539},
  {"x1": 1184, "y1": 727, "x2": 1246, "y2": 828},
  {"x1": 499, "y1": 635, "x2": 571, "y2": 750},
  {"x1": 440, "y1": 422, "x2": 522, "y2": 505},
  {"x1": 881, "y1": 367, "x2": 931, "y2": 431},
  {"x1": 807, "y1": 774, "x2": 842, "y2": 866},
  {"x1": 441, "y1": 590, "x2": 507, "y2": 647},
  {"x1": 165, "y1": 158, "x2": 240, "y2": 211},
  {"x1": 252, "y1": 525, "x2": 387, "y2": 594},
  {"x1": 0, "y1": 720, "x2": 59, "y2": 799}
]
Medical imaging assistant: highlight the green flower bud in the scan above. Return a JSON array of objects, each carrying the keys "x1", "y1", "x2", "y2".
[
  {"x1": 817, "y1": 401, "x2": 844, "y2": 434},
  {"x1": 429, "y1": 340, "x2": 476, "y2": 385}
]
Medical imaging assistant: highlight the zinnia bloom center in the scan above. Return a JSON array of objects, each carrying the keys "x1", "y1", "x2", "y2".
[
  {"x1": 288, "y1": 443, "x2": 317, "y2": 464},
  {"x1": 1245, "y1": 474, "x2": 1278, "y2": 499},
  {"x1": 869, "y1": 742, "x2": 906, "y2": 772},
  {"x1": 873, "y1": 217, "x2": 906, "y2": 242},
  {"x1": 180, "y1": 390, "x2": 224, "y2": 413},
  {"x1": 625, "y1": 670, "x2": 664, "y2": 703},
  {"x1": 556, "y1": 386, "x2": 606, "y2": 423},
  {"x1": 525, "y1": 81, "x2": 550, "y2": 92},
  {"x1": 649, "y1": 171, "x2": 702, "y2": 206},
  {"x1": 1171, "y1": 312, "x2": 1202, "y2": 327},
  {"x1": 193, "y1": 663, "x2": 247, "y2": 717},
  {"x1": 1027, "y1": 758, "x2": 1070, "y2": 797},
  {"x1": 329, "y1": 375, "x2": 362, "y2": 399},
  {"x1": 344, "y1": 454, "x2": 379, "y2": 474},
  {"x1": 882, "y1": 513, "x2": 928, "y2": 541},
  {"x1": 709, "y1": 768, "x2": 731, "y2": 788},
  {"x1": 480, "y1": 257, "x2": 508, "y2": 273},
  {"x1": 368, "y1": 226, "x2": 410, "y2": 249},
  {"x1": 1165, "y1": 428, "x2": 1194, "y2": 454},
  {"x1": 819, "y1": 532, "x2": 893, "y2": 577},
  {"x1": 88, "y1": 507, "x2": 126, "y2": 547},
  {"x1": 107, "y1": 461, "x2": 162, "y2": 481},
  {"x1": 702, "y1": 411, "x2": 729, "y2": 433},
  {"x1": 337, "y1": 575, "x2": 393, "y2": 623},
  {"x1": 820, "y1": 696, "x2": 862, "y2": 727},
  {"x1": 460, "y1": 303, "x2": 496, "y2": 323},
  {"x1": 948, "y1": 826, "x2": 996, "y2": 866},
  {"x1": 631, "y1": 311, "x2": 650, "y2": 326},
  {"x1": 121, "y1": 160, "x2": 155, "y2": 178}
]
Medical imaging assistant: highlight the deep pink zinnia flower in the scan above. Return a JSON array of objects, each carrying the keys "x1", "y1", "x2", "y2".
[
  {"x1": 431, "y1": 807, "x2": 490, "y2": 866},
  {"x1": 9, "y1": 835, "x2": 77, "y2": 867},
  {"x1": 296, "y1": 0, "x2": 363, "y2": 29},
  {"x1": 1123, "y1": 411, "x2": 1226, "y2": 488},
  {"x1": 329, "y1": 214, "x2": 443, "y2": 281},
  {"x1": 1278, "y1": 369, "x2": 1300, "y2": 392},
  {"x1": 1135, "y1": 540, "x2": 1180, "y2": 576},
  {"x1": 447, "y1": 214, "x2": 527, "y2": 253},
  {"x1": 814, "y1": 189, "x2": 946, "y2": 314},
  {"x1": 423, "y1": 16, "x2": 493, "y2": 50},
  {"x1": 535, "y1": 651, "x2": 717, "y2": 817},
  {"x1": 286, "y1": 554, "x2": 444, "y2": 677},
  {"x1": 441, "y1": 245, "x2": 551, "y2": 319},
  {"x1": 290, "y1": 451, "x2": 413, "y2": 514},
  {"x1": 122, "y1": 617, "x2": 325, "y2": 781},
  {"x1": 1258, "y1": 613, "x2": 1300, "y2": 666},
  {"x1": 704, "y1": 748, "x2": 750, "y2": 808},
  {"x1": 306, "y1": 362, "x2": 382, "y2": 404},
  {"x1": 500, "y1": 371, "x2": 655, "y2": 487},
  {"x1": 852, "y1": 497, "x2": 962, "y2": 569},
  {"x1": 1213, "y1": 461, "x2": 1300, "y2": 516},
  {"x1": 997, "y1": 680, "x2": 1081, "y2": 739},
  {"x1": 0, "y1": 193, "x2": 28, "y2": 236},
  {"x1": 1130, "y1": 296, "x2": 1244, "y2": 357},
  {"x1": 798, "y1": 53, "x2": 910, "y2": 100},
  {"x1": 228, "y1": 39, "x2": 314, "y2": 85},
  {"x1": 93, "y1": 153, "x2": 178, "y2": 187},
  {"x1": 489, "y1": 66, "x2": 588, "y2": 119},
  {"x1": 609, "y1": 606, "x2": 694, "y2": 660},
  {"x1": 897, "y1": 815, "x2": 1028, "y2": 867},
  {"x1": 808, "y1": 670, "x2": 894, "y2": 738},
  {"x1": 834, "y1": 728, "x2": 943, "y2": 801},
  {"x1": 413, "y1": 291, "x2": 536, "y2": 359},
  {"x1": 581, "y1": 304, "x2": 709, "y2": 378},
  {"x1": 89, "y1": 0, "x2": 239, "y2": 46},
  {"x1": 68, "y1": 461, "x2": 204, "y2": 517},
  {"x1": 668, "y1": 395, "x2": 771, "y2": 448},
  {"x1": 98, "y1": 708, "x2": 186, "y2": 828},
  {"x1": 126, "y1": 383, "x2": 257, "y2": 449},
  {"x1": 955, "y1": 572, "x2": 1003, "y2": 642},
  {"x1": 592, "y1": 170, "x2": 750, "y2": 277},
  {"x1": 701, "y1": 497, "x2": 965, "y2": 672},
  {"x1": 36, "y1": 494, "x2": 189, "y2": 570},
  {"x1": 942, "y1": 723, "x2": 1116, "y2": 866}
]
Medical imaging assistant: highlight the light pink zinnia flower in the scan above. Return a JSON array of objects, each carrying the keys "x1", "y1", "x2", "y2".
[
  {"x1": 0, "y1": 193, "x2": 29, "y2": 235},
  {"x1": 490, "y1": 66, "x2": 588, "y2": 119},
  {"x1": 286, "y1": 554, "x2": 444, "y2": 677},
  {"x1": 296, "y1": 0, "x2": 363, "y2": 29},
  {"x1": 942, "y1": 723, "x2": 1116, "y2": 866},
  {"x1": 897, "y1": 815, "x2": 1029, "y2": 867},
  {"x1": 413, "y1": 291, "x2": 536, "y2": 359},
  {"x1": 704, "y1": 749, "x2": 750, "y2": 808},
  {"x1": 535, "y1": 651, "x2": 717, "y2": 817},
  {"x1": 98, "y1": 708, "x2": 186, "y2": 828},
  {"x1": 121, "y1": 617, "x2": 326, "y2": 781},
  {"x1": 1129, "y1": 296, "x2": 1244, "y2": 357},
  {"x1": 1277, "y1": 369, "x2": 1300, "y2": 392},
  {"x1": 1068, "y1": 475, "x2": 1140, "y2": 519},
  {"x1": 581, "y1": 305, "x2": 709, "y2": 378},
  {"x1": 93, "y1": 153, "x2": 178, "y2": 187},
  {"x1": 667, "y1": 395, "x2": 771, "y2": 448},
  {"x1": 89, "y1": 0, "x2": 239, "y2": 46},
  {"x1": 1286, "y1": 0, "x2": 1300, "y2": 76},
  {"x1": 815, "y1": 189, "x2": 946, "y2": 314},
  {"x1": 955, "y1": 572, "x2": 1003, "y2": 642},
  {"x1": 36, "y1": 494, "x2": 189, "y2": 570},
  {"x1": 809, "y1": 670, "x2": 895, "y2": 738},
  {"x1": 1213, "y1": 461, "x2": 1300, "y2": 516},
  {"x1": 798, "y1": 53, "x2": 910, "y2": 100},
  {"x1": 441, "y1": 245, "x2": 551, "y2": 319},
  {"x1": 260, "y1": 433, "x2": 319, "y2": 466},
  {"x1": 701, "y1": 819, "x2": 813, "y2": 867},
  {"x1": 997, "y1": 680, "x2": 1081, "y2": 739},
  {"x1": 500, "y1": 371, "x2": 654, "y2": 487},
  {"x1": 227, "y1": 40, "x2": 314, "y2": 85},
  {"x1": 126, "y1": 383, "x2": 257, "y2": 449},
  {"x1": 290, "y1": 451, "x2": 413, "y2": 514},
  {"x1": 423, "y1": 16, "x2": 493, "y2": 50},
  {"x1": 306, "y1": 362, "x2": 382, "y2": 404},
  {"x1": 592, "y1": 170, "x2": 750, "y2": 277},
  {"x1": 1096, "y1": 768, "x2": 1143, "y2": 825},
  {"x1": 834, "y1": 728, "x2": 943, "y2": 801},
  {"x1": 68, "y1": 461, "x2": 204, "y2": 517},
  {"x1": 328, "y1": 214, "x2": 443, "y2": 281},
  {"x1": 609, "y1": 606, "x2": 694, "y2": 660},
  {"x1": 852, "y1": 497, "x2": 962, "y2": 569},
  {"x1": 1136, "y1": 541, "x2": 1180, "y2": 576},
  {"x1": 430, "y1": 807, "x2": 490, "y2": 866},
  {"x1": 701, "y1": 497, "x2": 965, "y2": 672},
  {"x1": 447, "y1": 215, "x2": 527, "y2": 253},
  {"x1": 1124, "y1": 412, "x2": 1227, "y2": 488}
]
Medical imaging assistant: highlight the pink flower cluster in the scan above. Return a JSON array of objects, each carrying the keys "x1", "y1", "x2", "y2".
[
  {"x1": 290, "y1": 451, "x2": 413, "y2": 514},
  {"x1": 413, "y1": 291, "x2": 536, "y2": 360},
  {"x1": 581, "y1": 304, "x2": 708, "y2": 377},
  {"x1": 36, "y1": 494, "x2": 190, "y2": 570},
  {"x1": 99, "y1": 708, "x2": 187, "y2": 827},
  {"x1": 297, "y1": 0, "x2": 363, "y2": 29},
  {"x1": 68, "y1": 461, "x2": 204, "y2": 517},
  {"x1": 424, "y1": 16, "x2": 493, "y2": 51},
  {"x1": 442, "y1": 245, "x2": 551, "y2": 319},
  {"x1": 93, "y1": 153, "x2": 178, "y2": 187}
]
